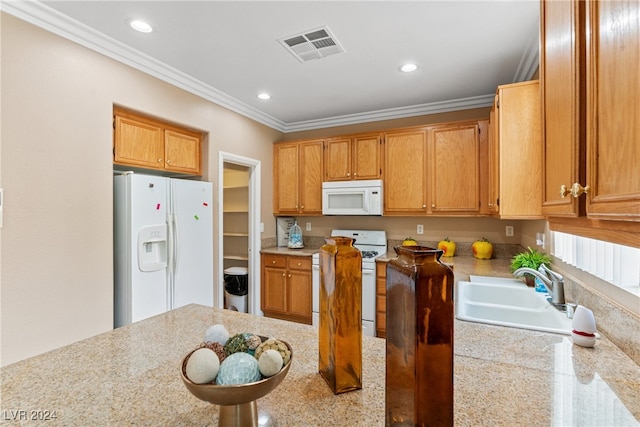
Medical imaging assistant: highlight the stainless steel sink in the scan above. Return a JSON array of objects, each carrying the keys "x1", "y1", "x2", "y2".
[{"x1": 455, "y1": 276, "x2": 573, "y2": 335}]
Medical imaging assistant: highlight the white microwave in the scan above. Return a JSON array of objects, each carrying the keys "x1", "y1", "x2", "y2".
[{"x1": 322, "y1": 180, "x2": 383, "y2": 215}]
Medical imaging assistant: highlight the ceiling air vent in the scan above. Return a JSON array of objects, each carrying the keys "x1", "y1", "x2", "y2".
[{"x1": 279, "y1": 26, "x2": 345, "y2": 63}]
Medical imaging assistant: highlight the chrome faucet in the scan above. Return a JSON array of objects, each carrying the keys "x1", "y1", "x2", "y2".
[{"x1": 513, "y1": 264, "x2": 565, "y2": 305}]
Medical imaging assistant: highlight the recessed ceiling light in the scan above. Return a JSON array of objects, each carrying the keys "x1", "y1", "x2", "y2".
[
  {"x1": 129, "y1": 20, "x2": 153, "y2": 33},
  {"x1": 399, "y1": 63, "x2": 418, "y2": 73},
  {"x1": 257, "y1": 93, "x2": 271, "y2": 100}
]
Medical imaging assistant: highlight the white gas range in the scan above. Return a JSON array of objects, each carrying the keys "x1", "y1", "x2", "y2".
[{"x1": 312, "y1": 229, "x2": 387, "y2": 337}]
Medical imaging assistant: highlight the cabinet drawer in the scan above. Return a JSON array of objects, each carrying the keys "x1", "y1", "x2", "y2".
[
  {"x1": 287, "y1": 256, "x2": 311, "y2": 271},
  {"x1": 263, "y1": 254, "x2": 286, "y2": 268}
]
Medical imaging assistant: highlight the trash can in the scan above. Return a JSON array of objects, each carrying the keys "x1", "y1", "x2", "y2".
[{"x1": 224, "y1": 267, "x2": 248, "y2": 313}]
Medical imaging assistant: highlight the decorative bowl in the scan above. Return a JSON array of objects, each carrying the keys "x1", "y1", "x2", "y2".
[{"x1": 180, "y1": 339, "x2": 292, "y2": 426}]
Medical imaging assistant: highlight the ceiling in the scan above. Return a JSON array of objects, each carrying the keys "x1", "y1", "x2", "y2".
[{"x1": 3, "y1": 1, "x2": 540, "y2": 132}]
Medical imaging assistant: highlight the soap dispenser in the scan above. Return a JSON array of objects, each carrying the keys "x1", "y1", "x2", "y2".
[{"x1": 287, "y1": 220, "x2": 304, "y2": 249}]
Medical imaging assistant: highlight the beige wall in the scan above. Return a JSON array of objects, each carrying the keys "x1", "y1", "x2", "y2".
[
  {"x1": 0, "y1": 14, "x2": 282, "y2": 366},
  {"x1": 282, "y1": 216, "x2": 544, "y2": 247}
]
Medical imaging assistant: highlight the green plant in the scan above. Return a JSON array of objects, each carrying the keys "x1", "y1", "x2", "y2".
[{"x1": 510, "y1": 247, "x2": 551, "y2": 274}]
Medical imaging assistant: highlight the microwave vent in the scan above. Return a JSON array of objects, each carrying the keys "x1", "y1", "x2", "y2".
[{"x1": 279, "y1": 26, "x2": 345, "y2": 63}]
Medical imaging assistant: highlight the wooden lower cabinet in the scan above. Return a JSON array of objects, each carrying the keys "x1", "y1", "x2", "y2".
[
  {"x1": 375, "y1": 260, "x2": 388, "y2": 338},
  {"x1": 261, "y1": 254, "x2": 312, "y2": 324}
]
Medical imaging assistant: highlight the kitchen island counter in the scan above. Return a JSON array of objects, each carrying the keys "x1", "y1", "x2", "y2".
[{"x1": 1, "y1": 304, "x2": 638, "y2": 426}]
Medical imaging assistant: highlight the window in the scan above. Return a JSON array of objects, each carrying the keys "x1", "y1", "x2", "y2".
[{"x1": 551, "y1": 231, "x2": 640, "y2": 297}]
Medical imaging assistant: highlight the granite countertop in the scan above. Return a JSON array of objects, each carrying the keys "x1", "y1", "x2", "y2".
[
  {"x1": 1, "y1": 304, "x2": 638, "y2": 426},
  {"x1": 260, "y1": 246, "x2": 516, "y2": 280}
]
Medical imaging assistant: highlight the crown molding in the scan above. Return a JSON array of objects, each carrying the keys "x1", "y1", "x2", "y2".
[
  {"x1": 281, "y1": 94, "x2": 495, "y2": 132},
  {"x1": 1, "y1": 1, "x2": 530, "y2": 134}
]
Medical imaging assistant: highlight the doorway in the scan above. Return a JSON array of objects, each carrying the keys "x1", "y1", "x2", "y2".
[{"x1": 218, "y1": 152, "x2": 261, "y2": 315}]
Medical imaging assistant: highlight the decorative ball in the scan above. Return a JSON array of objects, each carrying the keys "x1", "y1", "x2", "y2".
[
  {"x1": 255, "y1": 338, "x2": 291, "y2": 365},
  {"x1": 185, "y1": 348, "x2": 220, "y2": 384},
  {"x1": 258, "y1": 349, "x2": 284, "y2": 377},
  {"x1": 199, "y1": 341, "x2": 227, "y2": 363},
  {"x1": 204, "y1": 324, "x2": 229, "y2": 345},
  {"x1": 216, "y1": 352, "x2": 261, "y2": 385},
  {"x1": 244, "y1": 333, "x2": 262, "y2": 351},
  {"x1": 224, "y1": 333, "x2": 249, "y2": 355}
]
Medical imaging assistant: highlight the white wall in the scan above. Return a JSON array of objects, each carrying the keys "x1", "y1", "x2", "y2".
[{"x1": 0, "y1": 14, "x2": 281, "y2": 366}]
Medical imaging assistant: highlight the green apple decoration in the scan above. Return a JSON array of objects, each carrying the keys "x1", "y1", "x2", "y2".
[
  {"x1": 437, "y1": 237, "x2": 456, "y2": 257},
  {"x1": 472, "y1": 238, "x2": 493, "y2": 259}
]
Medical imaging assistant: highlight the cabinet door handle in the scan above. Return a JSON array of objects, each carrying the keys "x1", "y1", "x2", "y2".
[
  {"x1": 570, "y1": 183, "x2": 590, "y2": 198},
  {"x1": 288, "y1": 274, "x2": 292, "y2": 278},
  {"x1": 297, "y1": 262, "x2": 301, "y2": 267},
  {"x1": 282, "y1": 273, "x2": 286, "y2": 277},
  {"x1": 158, "y1": 159, "x2": 163, "y2": 163},
  {"x1": 166, "y1": 160, "x2": 171, "y2": 164},
  {"x1": 560, "y1": 185, "x2": 571, "y2": 198},
  {"x1": 432, "y1": 204, "x2": 436, "y2": 208}
]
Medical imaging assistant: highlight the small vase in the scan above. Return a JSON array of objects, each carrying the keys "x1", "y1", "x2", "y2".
[
  {"x1": 386, "y1": 246, "x2": 454, "y2": 426},
  {"x1": 318, "y1": 236, "x2": 362, "y2": 394}
]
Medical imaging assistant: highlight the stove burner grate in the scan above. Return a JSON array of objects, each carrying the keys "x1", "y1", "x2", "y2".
[{"x1": 361, "y1": 250, "x2": 379, "y2": 259}]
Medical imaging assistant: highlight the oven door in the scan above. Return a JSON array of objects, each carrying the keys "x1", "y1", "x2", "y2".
[{"x1": 361, "y1": 267, "x2": 376, "y2": 337}]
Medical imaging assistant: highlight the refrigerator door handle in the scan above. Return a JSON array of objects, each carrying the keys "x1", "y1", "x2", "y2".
[
  {"x1": 166, "y1": 214, "x2": 175, "y2": 310},
  {"x1": 172, "y1": 213, "x2": 180, "y2": 275},
  {"x1": 167, "y1": 214, "x2": 175, "y2": 274}
]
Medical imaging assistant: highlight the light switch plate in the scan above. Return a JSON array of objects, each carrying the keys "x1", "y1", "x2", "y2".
[{"x1": 417, "y1": 224, "x2": 424, "y2": 235}]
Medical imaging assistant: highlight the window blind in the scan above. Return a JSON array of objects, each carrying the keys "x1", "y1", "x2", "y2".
[{"x1": 551, "y1": 231, "x2": 640, "y2": 297}]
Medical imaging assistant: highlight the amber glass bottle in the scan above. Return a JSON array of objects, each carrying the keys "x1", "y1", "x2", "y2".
[
  {"x1": 385, "y1": 246, "x2": 454, "y2": 426},
  {"x1": 318, "y1": 236, "x2": 362, "y2": 394}
]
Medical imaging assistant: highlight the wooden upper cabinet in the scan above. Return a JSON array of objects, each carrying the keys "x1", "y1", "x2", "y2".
[
  {"x1": 164, "y1": 129, "x2": 201, "y2": 174},
  {"x1": 114, "y1": 113, "x2": 164, "y2": 169},
  {"x1": 488, "y1": 99, "x2": 500, "y2": 214},
  {"x1": 273, "y1": 139, "x2": 323, "y2": 216},
  {"x1": 429, "y1": 121, "x2": 484, "y2": 214},
  {"x1": 325, "y1": 137, "x2": 351, "y2": 181},
  {"x1": 491, "y1": 81, "x2": 543, "y2": 219},
  {"x1": 541, "y1": 0, "x2": 585, "y2": 217},
  {"x1": 325, "y1": 134, "x2": 381, "y2": 181},
  {"x1": 383, "y1": 128, "x2": 428, "y2": 214},
  {"x1": 113, "y1": 107, "x2": 202, "y2": 175},
  {"x1": 352, "y1": 135, "x2": 382, "y2": 180},
  {"x1": 584, "y1": 0, "x2": 640, "y2": 221},
  {"x1": 299, "y1": 141, "x2": 324, "y2": 215},
  {"x1": 273, "y1": 142, "x2": 300, "y2": 214}
]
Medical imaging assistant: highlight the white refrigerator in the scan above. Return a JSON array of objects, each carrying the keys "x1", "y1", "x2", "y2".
[{"x1": 113, "y1": 173, "x2": 213, "y2": 327}]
